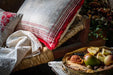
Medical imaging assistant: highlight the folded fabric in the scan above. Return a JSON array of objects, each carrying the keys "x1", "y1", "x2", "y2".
[
  {"x1": 0, "y1": 8, "x2": 22, "y2": 47},
  {"x1": 16, "y1": 0, "x2": 84, "y2": 50},
  {"x1": 48, "y1": 61, "x2": 67, "y2": 75},
  {"x1": 0, "y1": 30, "x2": 42, "y2": 75}
]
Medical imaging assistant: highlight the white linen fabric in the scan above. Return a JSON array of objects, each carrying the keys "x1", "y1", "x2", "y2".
[
  {"x1": 17, "y1": 0, "x2": 84, "y2": 50},
  {"x1": 0, "y1": 8, "x2": 22, "y2": 47},
  {"x1": 0, "y1": 30, "x2": 42, "y2": 75},
  {"x1": 48, "y1": 61, "x2": 67, "y2": 75}
]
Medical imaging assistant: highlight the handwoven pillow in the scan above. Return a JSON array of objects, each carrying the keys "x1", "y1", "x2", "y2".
[
  {"x1": 0, "y1": 8, "x2": 22, "y2": 46},
  {"x1": 17, "y1": 0, "x2": 84, "y2": 50}
]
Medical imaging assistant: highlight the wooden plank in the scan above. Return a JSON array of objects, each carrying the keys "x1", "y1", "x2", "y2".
[
  {"x1": 53, "y1": 42, "x2": 86, "y2": 59},
  {"x1": 53, "y1": 39, "x2": 105, "y2": 59}
]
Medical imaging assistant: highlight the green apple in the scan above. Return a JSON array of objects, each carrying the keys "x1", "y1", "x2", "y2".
[{"x1": 84, "y1": 53, "x2": 101, "y2": 66}]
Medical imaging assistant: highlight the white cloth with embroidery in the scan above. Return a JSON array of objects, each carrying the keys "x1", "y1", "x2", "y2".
[
  {"x1": 0, "y1": 30, "x2": 42, "y2": 75},
  {"x1": 0, "y1": 8, "x2": 22, "y2": 47}
]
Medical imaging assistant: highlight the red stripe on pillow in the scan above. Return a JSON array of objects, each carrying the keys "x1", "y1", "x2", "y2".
[
  {"x1": 17, "y1": 0, "x2": 84, "y2": 50},
  {"x1": 38, "y1": 0, "x2": 84, "y2": 50},
  {"x1": 49, "y1": 0, "x2": 80, "y2": 41}
]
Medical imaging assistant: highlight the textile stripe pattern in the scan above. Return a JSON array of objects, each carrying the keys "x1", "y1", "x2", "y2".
[{"x1": 17, "y1": 0, "x2": 84, "y2": 50}]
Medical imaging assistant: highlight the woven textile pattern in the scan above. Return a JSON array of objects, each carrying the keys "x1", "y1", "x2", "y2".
[{"x1": 17, "y1": 0, "x2": 84, "y2": 50}]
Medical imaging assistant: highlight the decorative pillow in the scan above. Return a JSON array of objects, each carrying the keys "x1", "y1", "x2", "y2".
[
  {"x1": 0, "y1": 8, "x2": 22, "y2": 46},
  {"x1": 16, "y1": 0, "x2": 84, "y2": 50}
]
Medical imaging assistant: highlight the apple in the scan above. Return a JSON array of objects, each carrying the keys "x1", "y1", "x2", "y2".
[
  {"x1": 104, "y1": 55, "x2": 113, "y2": 66},
  {"x1": 70, "y1": 55, "x2": 83, "y2": 64},
  {"x1": 84, "y1": 53, "x2": 101, "y2": 66}
]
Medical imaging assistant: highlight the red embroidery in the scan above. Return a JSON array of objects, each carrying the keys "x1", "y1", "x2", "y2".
[{"x1": 0, "y1": 11, "x2": 16, "y2": 32}]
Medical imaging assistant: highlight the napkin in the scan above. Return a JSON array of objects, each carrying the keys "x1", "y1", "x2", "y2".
[
  {"x1": 48, "y1": 61, "x2": 67, "y2": 75},
  {"x1": 0, "y1": 30, "x2": 42, "y2": 75}
]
